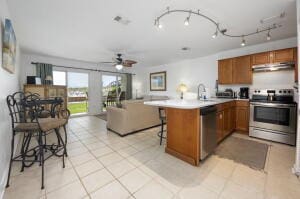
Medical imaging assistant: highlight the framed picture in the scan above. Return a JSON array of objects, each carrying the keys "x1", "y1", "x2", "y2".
[
  {"x1": 150, "y1": 71, "x2": 167, "y2": 91},
  {"x1": 2, "y1": 19, "x2": 16, "y2": 74}
]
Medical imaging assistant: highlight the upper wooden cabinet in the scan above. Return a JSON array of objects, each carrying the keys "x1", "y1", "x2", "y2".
[
  {"x1": 251, "y1": 48, "x2": 296, "y2": 65},
  {"x1": 251, "y1": 52, "x2": 270, "y2": 65},
  {"x1": 233, "y1": 55, "x2": 252, "y2": 84},
  {"x1": 272, "y1": 48, "x2": 295, "y2": 63},
  {"x1": 218, "y1": 47, "x2": 298, "y2": 84},
  {"x1": 218, "y1": 59, "x2": 233, "y2": 84},
  {"x1": 218, "y1": 56, "x2": 252, "y2": 84}
]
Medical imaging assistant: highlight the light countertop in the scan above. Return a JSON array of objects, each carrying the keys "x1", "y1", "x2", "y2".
[{"x1": 144, "y1": 98, "x2": 249, "y2": 109}]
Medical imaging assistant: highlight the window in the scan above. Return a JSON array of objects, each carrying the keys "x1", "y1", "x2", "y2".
[{"x1": 53, "y1": 71, "x2": 66, "y2": 86}]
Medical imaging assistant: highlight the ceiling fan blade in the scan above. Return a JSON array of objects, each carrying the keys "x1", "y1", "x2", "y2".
[
  {"x1": 99, "y1": 61, "x2": 115, "y2": 64},
  {"x1": 123, "y1": 60, "x2": 137, "y2": 64}
]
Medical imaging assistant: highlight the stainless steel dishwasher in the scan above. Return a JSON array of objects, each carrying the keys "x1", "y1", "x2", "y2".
[{"x1": 200, "y1": 106, "x2": 217, "y2": 160}]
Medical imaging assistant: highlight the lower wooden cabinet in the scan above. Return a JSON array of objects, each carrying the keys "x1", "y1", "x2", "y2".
[
  {"x1": 235, "y1": 101, "x2": 249, "y2": 133},
  {"x1": 216, "y1": 100, "x2": 248, "y2": 143}
]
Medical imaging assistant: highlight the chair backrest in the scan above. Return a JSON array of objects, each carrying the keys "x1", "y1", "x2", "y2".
[
  {"x1": 119, "y1": 91, "x2": 126, "y2": 101},
  {"x1": 7, "y1": 92, "x2": 42, "y2": 128},
  {"x1": 158, "y1": 107, "x2": 166, "y2": 120}
]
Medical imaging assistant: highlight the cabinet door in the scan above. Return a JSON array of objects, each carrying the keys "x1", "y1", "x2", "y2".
[
  {"x1": 223, "y1": 108, "x2": 231, "y2": 137},
  {"x1": 236, "y1": 106, "x2": 249, "y2": 133},
  {"x1": 216, "y1": 111, "x2": 224, "y2": 142},
  {"x1": 230, "y1": 106, "x2": 236, "y2": 132},
  {"x1": 233, "y1": 55, "x2": 252, "y2": 84},
  {"x1": 273, "y1": 48, "x2": 295, "y2": 63},
  {"x1": 218, "y1": 59, "x2": 233, "y2": 84},
  {"x1": 251, "y1": 52, "x2": 270, "y2": 65}
]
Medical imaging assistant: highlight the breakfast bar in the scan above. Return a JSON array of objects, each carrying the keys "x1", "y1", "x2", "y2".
[{"x1": 144, "y1": 99, "x2": 235, "y2": 166}]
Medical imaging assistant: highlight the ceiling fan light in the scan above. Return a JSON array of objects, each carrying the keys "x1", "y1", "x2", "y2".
[{"x1": 115, "y1": 64, "x2": 123, "y2": 70}]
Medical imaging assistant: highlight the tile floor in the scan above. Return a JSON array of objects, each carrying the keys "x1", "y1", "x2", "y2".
[{"x1": 4, "y1": 116, "x2": 300, "y2": 199}]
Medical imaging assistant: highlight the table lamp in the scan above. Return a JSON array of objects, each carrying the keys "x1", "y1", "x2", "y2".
[{"x1": 178, "y1": 83, "x2": 188, "y2": 99}]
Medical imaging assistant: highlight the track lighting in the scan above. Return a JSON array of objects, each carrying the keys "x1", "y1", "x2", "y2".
[
  {"x1": 241, "y1": 37, "x2": 246, "y2": 46},
  {"x1": 155, "y1": 8, "x2": 282, "y2": 46},
  {"x1": 115, "y1": 64, "x2": 123, "y2": 70},
  {"x1": 267, "y1": 31, "x2": 271, "y2": 41}
]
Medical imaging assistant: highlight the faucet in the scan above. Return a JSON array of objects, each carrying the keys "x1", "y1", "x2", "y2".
[{"x1": 197, "y1": 83, "x2": 206, "y2": 100}]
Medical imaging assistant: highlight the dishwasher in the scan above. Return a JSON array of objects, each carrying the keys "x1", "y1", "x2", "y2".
[{"x1": 200, "y1": 105, "x2": 217, "y2": 160}]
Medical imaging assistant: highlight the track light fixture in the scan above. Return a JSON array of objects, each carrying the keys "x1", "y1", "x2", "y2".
[
  {"x1": 241, "y1": 36, "x2": 246, "y2": 47},
  {"x1": 184, "y1": 11, "x2": 192, "y2": 26},
  {"x1": 155, "y1": 7, "x2": 282, "y2": 46},
  {"x1": 267, "y1": 30, "x2": 271, "y2": 41},
  {"x1": 212, "y1": 25, "x2": 219, "y2": 38}
]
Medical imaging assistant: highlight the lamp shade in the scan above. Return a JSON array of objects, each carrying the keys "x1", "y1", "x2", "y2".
[
  {"x1": 177, "y1": 83, "x2": 188, "y2": 92},
  {"x1": 45, "y1": 75, "x2": 53, "y2": 81}
]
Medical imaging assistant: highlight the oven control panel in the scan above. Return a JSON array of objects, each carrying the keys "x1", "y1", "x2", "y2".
[{"x1": 252, "y1": 89, "x2": 294, "y2": 96}]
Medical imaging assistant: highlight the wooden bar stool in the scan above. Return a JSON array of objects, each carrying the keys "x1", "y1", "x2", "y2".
[{"x1": 158, "y1": 107, "x2": 167, "y2": 145}]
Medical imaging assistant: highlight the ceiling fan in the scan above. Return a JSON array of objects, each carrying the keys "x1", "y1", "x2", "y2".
[{"x1": 99, "y1": 53, "x2": 137, "y2": 70}]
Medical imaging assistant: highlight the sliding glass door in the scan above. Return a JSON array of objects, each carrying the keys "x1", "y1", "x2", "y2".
[
  {"x1": 101, "y1": 74, "x2": 126, "y2": 112},
  {"x1": 53, "y1": 70, "x2": 89, "y2": 115}
]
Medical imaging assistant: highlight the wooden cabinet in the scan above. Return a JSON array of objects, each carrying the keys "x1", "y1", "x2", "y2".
[
  {"x1": 233, "y1": 55, "x2": 252, "y2": 84},
  {"x1": 251, "y1": 52, "x2": 270, "y2": 65},
  {"x1": 219, "y1": 47, "x2": 298, "y2": 84},
  {"x1": 218, "y1": 59, "x2": 233, "y2": 84},
  {"x1": 218, "y1": 56, "x2": 252, "y2": 85},
  {"x1": 235, "y1": 100, "x2": 249, "y2": 133},
  {"x1": 216, "y1": 101, "x2": 236, "y2": 142},
  {"x1": 273, "y1": 48, "x2": 295, "y2": 63},
  {"x1": 24, "y1": 84, "x2": 68, "y2": 109}
]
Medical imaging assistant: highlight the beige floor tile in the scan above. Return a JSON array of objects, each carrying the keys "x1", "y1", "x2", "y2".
[
  {"x1": 211, "y1": 158, "x2": 236, "y2": 179},
  {"x1": 109, "y1": 141, "x2": 130, "y2": 150},
  {"x1": 117, "y1": 146, "x2": 138, "y2": 157},
  {"x1": 69, "y1": 152, "x2": 96, "y2": 166},
  {"x1": 46, "y1": 180, "x2": 87, "y2": 199},
  {"x1": 98, "y1": 152, "x2": 124, "y2": 166},
  {"x1": 68, "y1": 146, "x2": 89, "y2": 157},
  {"x1": 81, "y1": 169, "x2": 115, "y2": 193},
  {"x1": 90, "y1": 146, "x2": 114, "y2": 157},
  {"x1": 220, "y1": 181, "x2": 264, "y2": 199},
  {"x1": 200, "y1": 172, "x2": 227, "y2": 194},
  {"x1": 80, "y1": 137, "x2": 101, "y2": 145},
  {"x1": 178, "y1": 185, "x2": 219, "y2": 199},
  {"x1": 119, "y1": 168, "x2": 152, "y2": 193},
  {"x1": 45, "y1": 168, "x2": 79, "y2": 193},
  {"x1": 85, "y1": 141, "x2": 107, "y2": 150},
  {"x1": 107, "y1": 159, "x2": 136, "y2": 178},
  {"x1": 75, "y1": 159, "x2": 104, "y2": 177},
  {"x1": 230, "y1": 164, "x2": 266, "y2": 193},
  {"x1": 90, "y1": 180, "x2": 130, "y2": 199},
  {"x1": 134, "y1": 180, "x2": 173, "y2": 199}
]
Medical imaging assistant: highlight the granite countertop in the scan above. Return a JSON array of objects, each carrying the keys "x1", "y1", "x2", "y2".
[{"x1": 144, "y1": 98, "x2": 249, "y2": 109}]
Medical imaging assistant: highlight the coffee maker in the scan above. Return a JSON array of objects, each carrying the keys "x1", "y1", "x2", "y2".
[{"x1": 239, "y1": 87, "x2": 249, "y2": 99}]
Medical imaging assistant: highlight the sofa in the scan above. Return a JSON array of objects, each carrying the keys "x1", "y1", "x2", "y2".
[{"x1": 106, "y1": 96, "x2": 169, "y2": 136}]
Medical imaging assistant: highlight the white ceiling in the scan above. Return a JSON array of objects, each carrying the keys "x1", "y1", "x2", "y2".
[{"x1": 7, "y1": 0, "x2": 297, "y2": 67}]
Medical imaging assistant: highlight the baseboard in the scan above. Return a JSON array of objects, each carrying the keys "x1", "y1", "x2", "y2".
[{"x1": 292, "y1": 164, "x2": 300, "y2": 176}]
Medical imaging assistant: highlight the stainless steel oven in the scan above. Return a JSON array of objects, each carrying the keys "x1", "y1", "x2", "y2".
[
  {"x1": 249, "y1": 89, "x2": 297, "y2": 145},
  {"x1": 250, "y1": 102, "x2": 296, "y2": 133}
]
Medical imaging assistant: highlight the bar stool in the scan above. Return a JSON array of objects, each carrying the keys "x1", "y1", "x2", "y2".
[{"x1": 158, "y1": 107, "x2": 167, "y2": 145}]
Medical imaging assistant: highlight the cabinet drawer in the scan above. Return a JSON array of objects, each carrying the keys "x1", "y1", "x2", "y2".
[{"x1": 236, "y1": 100, "x2": 249, "y2": 107}]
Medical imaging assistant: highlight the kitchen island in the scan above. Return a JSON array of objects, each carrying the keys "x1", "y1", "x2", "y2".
[{"x1": 144, "y1": 99, "x2": 248, "y2": 166}]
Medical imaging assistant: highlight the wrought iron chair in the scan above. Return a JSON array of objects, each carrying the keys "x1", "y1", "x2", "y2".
[
  {"x1": 158, "y1": 107, "x2": 167, "y2": 145},
  {"x1": 6, "y1": 92, "x2": 69, "y2": 189}
]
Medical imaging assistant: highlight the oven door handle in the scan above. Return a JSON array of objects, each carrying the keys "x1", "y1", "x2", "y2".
[{"x1": 250, "y1": 102, "x2": 296, "y2": 108}]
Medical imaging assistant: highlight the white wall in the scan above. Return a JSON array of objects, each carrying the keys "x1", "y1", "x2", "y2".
[
  {"x1": 0, "y1": 0, "x2": 21, "y2": 197},
  {"x1": 133, "y1": 37, "x2": 297, "y2": 99},
  {"x1": 293, "y1": 0, "x2": 300, "y2": 176},
  {"x1": 20, "y1": 52, "x2": 134, "y2": 115}
]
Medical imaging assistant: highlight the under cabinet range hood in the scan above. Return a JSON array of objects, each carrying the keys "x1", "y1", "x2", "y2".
[{"x1": 252, "y1": 61, "x2": 295, "y2": 72}]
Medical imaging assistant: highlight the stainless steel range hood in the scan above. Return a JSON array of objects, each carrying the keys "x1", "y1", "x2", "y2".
[{"x1": 252, "y1": 61, "x2": 295, "y2": 72}]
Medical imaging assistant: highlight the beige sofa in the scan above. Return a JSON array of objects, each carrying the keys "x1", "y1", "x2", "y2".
[{"x1": 106, "y1": 96, "x2": 168, "y2": 136}]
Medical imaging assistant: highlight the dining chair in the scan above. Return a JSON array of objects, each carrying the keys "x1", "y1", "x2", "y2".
[{"x1": 6, "y1": 92, "x2": 69, "y2": 189}]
